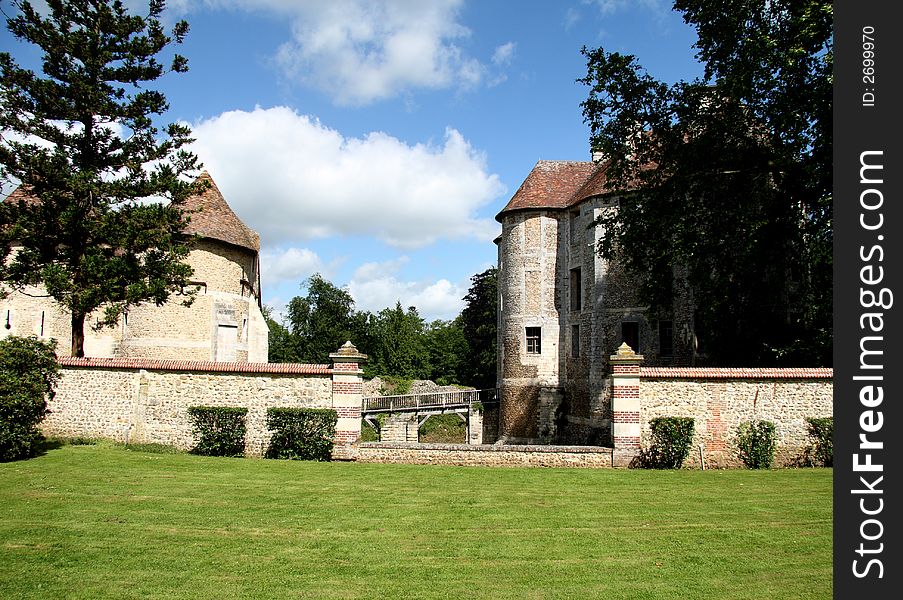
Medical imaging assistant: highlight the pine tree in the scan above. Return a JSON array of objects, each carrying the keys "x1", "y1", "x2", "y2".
[{"x1": 0, "y1": 0, "x2": 205, "y2": 357}]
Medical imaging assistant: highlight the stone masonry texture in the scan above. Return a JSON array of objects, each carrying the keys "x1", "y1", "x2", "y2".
[{"x1": 44, "y1": 361, "x2": 333, "y2": 457}]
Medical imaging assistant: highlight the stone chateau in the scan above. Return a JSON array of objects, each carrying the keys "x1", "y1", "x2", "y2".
[
  {"x1": 495, "y1": 158, "x2": 697, "y2": 444},
  {"x1": 1, "y1": 172, "x2": 268, "y2": 362}
]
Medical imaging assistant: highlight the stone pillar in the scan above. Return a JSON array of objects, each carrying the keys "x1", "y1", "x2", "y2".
[
  {"x1": 329, "y1": 341, "x2": 368, "y2": 459},
  {"x1": 382, "y1": 413, "x2": 418, "y2": 443},
  {"x1": 610, "y1": 342, "x2": 643, "y2": 467},
  {"x1": 467, "y1": 408, "x2": 484, "y2": 445}
]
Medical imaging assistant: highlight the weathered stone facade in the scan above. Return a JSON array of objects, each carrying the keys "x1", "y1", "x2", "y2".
[
  {"x1": 1, "y1": 172, "x2": 268, "y2": 362},
  {"x1": 43, "y1": 347, "x2": 368, "y2": 457},
  {"x1": 637, "y1": 367, "x2": 833, "y2": 468},
  {"x1": 496, "y1": 160, "x2": 695, "y2": 444},
  {"x1": 495, "y1": 160, "x2": 831, "y2": 453}
]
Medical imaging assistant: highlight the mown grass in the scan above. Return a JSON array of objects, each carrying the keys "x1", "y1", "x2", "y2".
[{"x1": 0, "y1": 443, "x2": 831, "y2": 599}]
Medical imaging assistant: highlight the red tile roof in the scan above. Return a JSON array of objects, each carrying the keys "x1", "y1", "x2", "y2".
[
  {"x1": 59, "y1": 356, "x2": 332, "y2": 375},
  {"x1": 496, "y1": 160, "x2": 595, "y2": 221},
  {"x1": 639, "y1": 367, "x2": 833, "y2": 379},
  {"x1": 2, "y1": 185, "x2": 40, "y2": 206},
  {"x1": 183, "y1": 172, "x2": 260, "y2": 253},
  {"x1": 2, "y1": 172, "x2": 260, "y2": 253}
]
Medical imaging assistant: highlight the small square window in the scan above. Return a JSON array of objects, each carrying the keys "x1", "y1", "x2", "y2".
[
  {"x1": 571, "y1": 324, "x2": 580, "y2": 357},
  {"x1": 526, "y1": 327, "x2": 542, "y2": 354}
]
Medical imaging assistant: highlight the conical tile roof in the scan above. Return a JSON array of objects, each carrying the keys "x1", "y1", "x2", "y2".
[
  {"x1": 495, "y1": 160, "x2": 595, "y2": 221},
  {"x1": 4, "y1": 174, "x2": 260, "y2": 254},
  {"x1": 183, "y1": 172, "x2": 260, "y2": 253}
]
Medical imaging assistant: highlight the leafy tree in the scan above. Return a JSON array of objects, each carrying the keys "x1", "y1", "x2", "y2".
[
  {"x1": 460, "y1": 267, "x2": 497, "y2": 388},
  {"x1": 0, "y1": 0, "x2": 204, "y2": 357},
  {"x1": 423, "y1": 317, "x2": 468, "y2": 385},
  {"x1": 579, "y1": 0, "x2": 832, "y2": 365},
  {"x1": 368, "y1": 302, "x2": 429, "y2": 379},
  {"x1": 262, "y1": 304, "x2": 301, "y2": 363},
  {"x1": 286, "y1": 273, "x2": 370, "y2": 364},
  {"x1": 0, "y1": 335, "x2": 60, "y2": 461}
]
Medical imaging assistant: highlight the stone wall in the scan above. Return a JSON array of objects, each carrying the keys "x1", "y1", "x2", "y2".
[
  {"x1": 356, "y1": 442, "x2": 613, "y2": 468},
  {"x1": 637, "y1": 367, "x2": 833, "y2": 467},
  {"x1": 1, "y1": 239, "x2": 268, "y2": 362},
  {"x1": 42, "y1": 356, "x2": 361, "y2": 457}
]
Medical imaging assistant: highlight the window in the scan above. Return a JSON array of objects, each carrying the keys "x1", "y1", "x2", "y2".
[
  {"x1": 526, "y1": 327, "x2": 541, "y2": 354},
  {"x1": 571, "y1": 324, "x2": 580, "y2": 357},
  {"x1": 658, "y1": 320, "x2": 673, "y2": 357},
  {"x1": 621, "y1": 321, "x2": 639, "y2": 353},
  {"x1": 569, "y1": 267, "x2": 582, "y2": 311}
]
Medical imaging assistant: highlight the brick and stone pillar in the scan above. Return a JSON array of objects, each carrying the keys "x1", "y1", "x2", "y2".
[
  {"x1": 610, "y1": 342, "x2": 643, "y2": 467},
  {"x1": 329, "y1": 341, "x2": 368, "y2": 459}
]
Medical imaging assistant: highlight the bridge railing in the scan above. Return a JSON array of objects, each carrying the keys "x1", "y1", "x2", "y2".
[{"x1": 362, "y1": 388, "x2": 498, "y2": 413}]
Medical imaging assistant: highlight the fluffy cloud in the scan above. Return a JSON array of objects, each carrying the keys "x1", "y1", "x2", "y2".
[
  {"x1": 347, "y1": 258, "x2": 466, "y2": 321},
  {"x1": 189, "y1": 105, "x2": 504, "y2": 249},
  {"x1": 165, "y1": 0, "x2": 498, "y2": 105},
  {"x1": 259, "y1": 247, "x2": 324, "y2": 292}
]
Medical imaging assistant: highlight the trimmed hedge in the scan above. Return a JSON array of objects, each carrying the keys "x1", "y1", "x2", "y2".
[
  {"x1": 0, "y1": 336, "x2": 60, "y2": 462},
  {"x1": 736, "y1": 420, "x2": 777, "y2": 469},
  {"x1": 187, "y1": 407, "x2": 248, "y2": 457},
  {"x1": 635, "y1": 417, "x2": 695, "y2": 469},
  {"x1": 265, "y1": 408, "x2": 337, "y2": 461},
  {"x1": 803, "y1": 417, "x2": 833, "y2": 467}
]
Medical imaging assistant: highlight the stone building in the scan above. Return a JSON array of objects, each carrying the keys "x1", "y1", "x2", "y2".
[
  {"x1": 1, "y1": 172, "x2": 268, "y2": 362},
  {"x1": 495, "y1": 159, "x2": 696, "y2": 444}
]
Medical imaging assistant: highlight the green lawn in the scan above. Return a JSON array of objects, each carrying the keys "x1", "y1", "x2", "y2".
[{"x1": 0, "y1": 443, "x2": 831, "y2": 599}]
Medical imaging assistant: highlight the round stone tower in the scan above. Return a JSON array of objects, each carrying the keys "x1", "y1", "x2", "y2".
[
  {"x1": 116, "y1": 172, "x2": 269, "y2": 362},
  {"x1": 495, "y1": 161, "x2": 595, "y2": 441},
  {"x1": 1, "y1": 172, "x2": 269, "y2": 362}
]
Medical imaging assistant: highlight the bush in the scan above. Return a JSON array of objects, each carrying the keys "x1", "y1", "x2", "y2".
[
  {"x1": 0, "y1": 336, "x2": 60, "y2": 462},
  {"x1": 265, "y1": 408, "x2": 337, "y2": 461},
  {"x1": 635, "y1": 417, "x2": 695, "y2": 469},
  {"x1": 187, "y1": 407, "x2": 248, "y2": 457},
  {"x1": 800, "y1": 417, "x2": 833, "y2": 467},
  {"x1": 736, "y1": 420, "x2": 777, "y2": 469}
]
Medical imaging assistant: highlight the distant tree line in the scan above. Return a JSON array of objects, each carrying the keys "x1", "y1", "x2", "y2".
[{"x1": 265, "y1": 268, "x2": 497, "y2": 390}]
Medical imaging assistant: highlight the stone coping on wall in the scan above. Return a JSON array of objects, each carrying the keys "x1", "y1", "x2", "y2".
[
  {"x1": 639, "y1": 367, "x2": 833, "y2": 379},
  {"x1": 360, "y1": 442, "x2": 614, "y2": 453},
  {"x1": 57, "y1": 357, "x2": 333, "y2": 375},
  {"x1": 356, "y1": 442, "x2": 615, "y2": 468}
]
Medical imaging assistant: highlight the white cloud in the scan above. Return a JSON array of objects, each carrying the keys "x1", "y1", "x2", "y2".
[
  {"x1": 491, "y1": 42, "x2": 516, "y2": 66},
  {"x1": 259, "y1": 247, "x2": 324, "y2": 291},
  {"x1": 166, "y1": 0, "x2": 495, "y2": 105},
  {"x1": 189, "y1": 105, "x2": 504, "y2": 249},
  {"x1": 347, "y1": 258, "x2": 466, "y2": 321}
]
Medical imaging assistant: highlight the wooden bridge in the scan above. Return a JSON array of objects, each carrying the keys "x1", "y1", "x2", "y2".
[{"x1": 361, "y1": 388, "x2": 498, "y2": 444}]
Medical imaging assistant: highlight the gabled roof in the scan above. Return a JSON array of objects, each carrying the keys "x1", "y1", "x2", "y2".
[{"x1": 183, "y1": 172, "x2": 260, "y2": 253}]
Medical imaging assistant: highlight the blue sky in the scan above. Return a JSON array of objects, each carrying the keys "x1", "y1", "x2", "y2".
[{"x1": 1, "y1": 0, "x2": 704, "y2": 322}]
